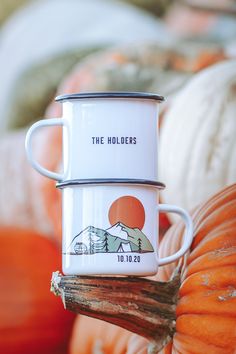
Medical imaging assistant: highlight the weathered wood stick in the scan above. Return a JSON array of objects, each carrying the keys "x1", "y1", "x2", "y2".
[{"x1": 51, "y1": 271, "x2": 181, "y2": 350}]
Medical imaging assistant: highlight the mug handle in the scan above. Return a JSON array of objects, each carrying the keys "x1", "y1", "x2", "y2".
[
  {"x1": 25, "y1": 118, "x2": 66, "y2": 181},
  {"x1": 157, "y1": 204, "x2": 193, "y2": 266}
]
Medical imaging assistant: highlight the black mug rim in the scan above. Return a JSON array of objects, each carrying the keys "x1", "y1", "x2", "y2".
[
  {"x1": 56, "y1": 178, "x2": 165, "y2": 189},
  {"x1": 55, "y1": 91, "x2": 164, "y2": 103}
]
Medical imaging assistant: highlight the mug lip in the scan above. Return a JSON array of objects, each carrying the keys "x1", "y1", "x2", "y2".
[
  {"x1": 55, "y1": 91, "x2": 164, "y2": 103},
  {"x1": 56, "y1": 178, "x2": 165, "y2": 189}
]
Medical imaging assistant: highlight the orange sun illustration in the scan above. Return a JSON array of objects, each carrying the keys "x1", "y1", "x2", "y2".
[{"x1": 108, "y1": 196, "x2": 145, "y2": 229}]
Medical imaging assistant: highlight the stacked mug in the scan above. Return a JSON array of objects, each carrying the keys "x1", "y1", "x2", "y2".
[{"x1": 25, "y1": 92, "x2": 193, "y2": 276}]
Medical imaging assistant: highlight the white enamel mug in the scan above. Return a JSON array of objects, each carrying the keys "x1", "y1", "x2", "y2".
[
  {"x1": 25, "y1": 92, "x2": 164, "y2": 181},
  {"x1": 57, "y1": 179, "x2": 193, "y2": 276}
]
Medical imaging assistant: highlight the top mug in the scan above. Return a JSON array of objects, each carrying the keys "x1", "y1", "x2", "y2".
[{"x1": 25, "y1": 92, "x2": 164, "y2": 181}]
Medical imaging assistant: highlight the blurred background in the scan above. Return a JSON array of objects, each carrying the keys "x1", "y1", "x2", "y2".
[{"x1": 0, "y1": 0, "x2": 235, "y2": 353}]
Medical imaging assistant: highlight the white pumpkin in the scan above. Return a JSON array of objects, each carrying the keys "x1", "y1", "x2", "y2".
[
  {"x1": 0, "y1": 0, "x2": 173, "y2": 134},
  {"x1": 159, "y1": 60, "x2": 236, "y2": 218}
]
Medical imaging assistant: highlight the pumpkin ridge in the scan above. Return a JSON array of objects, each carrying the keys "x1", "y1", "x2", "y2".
[
  {"x1": 157, "y1": 223, "x2": 186, "y2": 282},
  {"x1": 192, "y1": 199, "x2": 236, "y2": 247},
  {"x1": 186, "y1": 246, "x2": 236, "y2": 276},
  {"x1": 180, "y1": 265, "x2": 236, "y2": 295},
  {"x1": 192, "y1": 185, "x2": 236, "y2": 240},
  {"x1": 188, "y1": 223, "x2": 236, "y2": 262},
  {"x1": 173, "y1": 332, "x2": 233, "y2": 354},
  {"x1": 176, "y1": 314, "x2": 236, "y2": 348},
  {"x1": 176, "y1": 288, "x2": 236, "y2": 317},
  {"x1": 195, "y1": 193, "x2": 236, "y2": 218}
]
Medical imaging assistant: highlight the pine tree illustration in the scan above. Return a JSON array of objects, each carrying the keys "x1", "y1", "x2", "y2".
[
  {"x1": 104, "y1": 233, "x2": 109, "y2": 253},
  {"x1": 138, "y1": 238, "x2": 142, "y2": 253},
  {"x1": 88, "y1": 232, "x2": 94, "y2": 254}
]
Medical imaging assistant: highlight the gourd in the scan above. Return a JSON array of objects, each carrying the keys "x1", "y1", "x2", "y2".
[
  {"x1": 0, "y1": 227, "x2": 75, "y2": 354},
  {"x1": 0, "y1": 130, "x2": 55, "y2": 236},
  {"x1": 70, "y1": 316, "x2": 132, "y2": 354},
  {"x1": 165, "y1": 2, "x2": 236, "y2": 40},
  {"x1": 159, "y1": 60, "x2": 236, "y2": 220},
  {"x1": 52, "y1": 183, "x2": 236, "y2": 354},
  {"x1": 0, "y1": 0, "x2": 170, "y2": 134}
]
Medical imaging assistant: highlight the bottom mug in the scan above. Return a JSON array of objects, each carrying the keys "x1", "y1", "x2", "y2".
[{"x1": 57, "y1": 179, "x2": 193, "y2": 276}]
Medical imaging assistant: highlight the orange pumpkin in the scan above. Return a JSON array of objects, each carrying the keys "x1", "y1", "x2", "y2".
[
  {"x1": 70, "y1": 316, "x2": 133, "y2": 354},
  {"x1": 69, "y1": 183, "x2": 236, "y2": 354},
  {"x1": 0, "y1": 227, "x2": 75, "y2": 354}
]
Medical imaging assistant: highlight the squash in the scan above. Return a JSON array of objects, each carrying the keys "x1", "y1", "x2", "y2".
[
  {"x1": 165, "y1": 2, "x2": 236, "y2": 45},
  {"x1": 70, "y1": 316, "x2": 132, "y2": 354},
  {"x1": 65, "y1": 183, "x2": 236, "y2": 354},
  {"x1": 159, "y1": 60, "x2": 236, "y2": 221},
  {"x1": 0, "y1": 0, "x2": 171, "y2": 134},
  {"x1": 0, "y1": 227, "x2": 75, "y2": 354},
  {"x1": 0, "y1": 130, "x2": 55, "y2": 236}
]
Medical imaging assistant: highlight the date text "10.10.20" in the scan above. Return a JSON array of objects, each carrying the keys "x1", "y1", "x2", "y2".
[{"x1": 117, "y1": 255, "x2": 141, "y2": 263}]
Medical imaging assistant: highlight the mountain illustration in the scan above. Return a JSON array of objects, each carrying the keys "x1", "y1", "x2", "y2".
[{"x1": 66, "y1": 222, "x2": 154, "y2": 255}]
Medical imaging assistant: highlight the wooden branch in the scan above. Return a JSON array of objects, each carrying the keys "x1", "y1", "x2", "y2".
[{"x1": 51, "y1": 271, "x2": 181, "y2": 350}]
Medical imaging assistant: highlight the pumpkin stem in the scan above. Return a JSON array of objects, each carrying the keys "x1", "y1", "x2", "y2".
[{"x1": 51, "y1": 271, "x2": 180, "y2": 350}]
